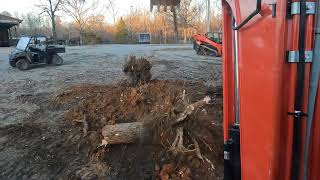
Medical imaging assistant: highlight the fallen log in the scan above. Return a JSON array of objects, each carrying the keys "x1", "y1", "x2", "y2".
[
  {"x1": 101, "y1": 122, "x2": 144, "y2": 145},
  {"x1": 100, "y1": 96, "x2": 211, "y2": 145}
]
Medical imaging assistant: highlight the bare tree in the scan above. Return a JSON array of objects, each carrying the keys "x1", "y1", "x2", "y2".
[
  {"x1": 163, "y1": 0, "x2": 202, "y2": 43},
  {"x1": 36, "y1": 0, "x2": 62, "y2": 41},
  {"x1": 17, "y1": 13, "x2": 51, "y2": 36},
  {"x1": 105, "y1": 0, "x2": 117, "y2": 25},
  {"x1": 172, "y1": 6, "x2": 179, "y2": 43},
  {"x1": 62, "y1": 0, "x2": 98, "y2": 44},
  {"x1": 177, "y1": 0, "x2": 203, "y2": 42}
]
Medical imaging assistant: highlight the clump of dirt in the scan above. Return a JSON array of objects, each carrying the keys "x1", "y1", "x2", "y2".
[
  {"x1": 123, "y1": 56, "x2": 152, "y2": 86},
  {"x1": 56, "y1": 80, "x2": 202, "y2": 127},
  {"x1": 55, "y1": 79, "x2": 223, "y2": 179}
]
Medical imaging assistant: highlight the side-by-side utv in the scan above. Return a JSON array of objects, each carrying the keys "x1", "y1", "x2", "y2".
[{"x1": 9, "y1": 36, "x2": 65, "y2": 70}]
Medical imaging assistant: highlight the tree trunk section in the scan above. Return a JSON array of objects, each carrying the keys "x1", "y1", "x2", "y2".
[
  {"x1": 164, "y1": 29, "x2": 167, "y2": 44},
  {"x1": 102, "y1": 122, "x2": 145, "y2": 144},
  {"x1": 172, "y1": 6, "x2": 179, "y2": 43},
  {"x1": 183, "y1": 28, "x2": 187, "y2": 43},
  {"x1": 51, "y1": 13, "x2": 57, "y2": 43}
]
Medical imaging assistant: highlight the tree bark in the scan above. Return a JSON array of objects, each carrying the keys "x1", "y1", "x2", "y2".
[
  {"x1": 101, "y1": 122, "x2": 145, "y2": 144},
  {"x1": 51, "y1": 14, "x2": 57, "y2": 42},
  {"x1": 172, "y1": 6, "x2": 179, "y2": 43},
  {"x1": 183, "y1": 28, "x2": 187, "y2": 43},
  {"x1": 164, "y1": 29, "x2": 167, "y2": 44}
]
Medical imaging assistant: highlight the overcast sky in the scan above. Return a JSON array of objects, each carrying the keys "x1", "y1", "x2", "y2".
[{"x1": 0, "y1": 0, "x2": 149, "y2": 23}]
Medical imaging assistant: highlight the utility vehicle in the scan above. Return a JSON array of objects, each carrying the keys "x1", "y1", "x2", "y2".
[{"x1": 9, "y1": 36, "x2": 65, "y2": 70}]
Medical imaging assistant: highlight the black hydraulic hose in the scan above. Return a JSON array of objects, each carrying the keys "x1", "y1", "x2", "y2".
[
  {"x1": 291, "y1": 0, "x2": 307, "y2": 180},
  {"x1": 303, "y1": 1, "x2": 320, "y2": 180},
  {"x1": 232, "y1": 0, "x2": 262, "y2": 30}
]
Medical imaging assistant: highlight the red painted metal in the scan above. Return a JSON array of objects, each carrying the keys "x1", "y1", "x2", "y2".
[
  {"x1": 193, "y1": 34, "x2": 223, "y2": 56},
  {"x1": 222, "y1": 0, "x2": 319, "y2": 179},
  {"x1": 222, "y1": 0, "x2": 235, "y2": 141}
]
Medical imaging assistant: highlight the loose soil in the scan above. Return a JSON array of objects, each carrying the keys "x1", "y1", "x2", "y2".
[
  {"x1": 0, "y1": 45, "x2": 223, "y2": 179},
  {"x1": 0, "y1": 80, "x2": 223, "y2": 179}
]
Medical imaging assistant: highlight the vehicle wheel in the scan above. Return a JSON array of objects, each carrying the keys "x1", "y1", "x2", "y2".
[
  {"x1": 197, "y1": 46, "x2": 206, "y2": 56},
  {"x1": 9, "y1": 61, "x2": 16, "y2": 67},
  {"x1": 16, "y1": 58, "x2": 30, "y2": 70},
  {"x1": 52, "y1": 55, "x2": 63, "y2": 66}
]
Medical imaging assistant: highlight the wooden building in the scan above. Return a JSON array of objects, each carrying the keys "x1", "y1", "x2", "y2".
[{"x1": 0, "y1": 14, "x2": 22, "y2": 47}]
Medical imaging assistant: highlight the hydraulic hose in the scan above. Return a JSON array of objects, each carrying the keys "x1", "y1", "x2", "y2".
[{"x1": 303, "y1": 1, "x2": 320, "y2": 180}]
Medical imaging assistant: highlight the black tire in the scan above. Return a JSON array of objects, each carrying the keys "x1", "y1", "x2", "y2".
[
  {"x1": 16, "y1": 58, "x2": 30, "y2": 70},
  {"x1": 52, "y1": 54, "x2": 63, "y2": 66},
  {"x1": 197, "y1": 46, "x2": 206, "y2": 56},
  {"x1": 9, "y1": 61, "x2": 16, "y2": 67}
]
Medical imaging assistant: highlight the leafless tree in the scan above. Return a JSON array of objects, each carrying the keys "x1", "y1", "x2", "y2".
[
  {"x1": 163, "y1": 0, "x2": 203, "y2": 43},
  {"x1": 177, "y1": 0, "x2": 203, "y2": 42},
  {"x1": 36, "y1": 0, "x2": 62, "y2": 41},
  {"x1": 62, "y1": 0, "x2": 98, "y2": 44},
  {"x1": 15, "y1": 0, "x2": 219, "y2": 45},
  {"x1": 172, "y1": 6, "x2": 179, "y2": 43},
  {"x1": 105, "y1": 0, "x2": 118, "y2": 25},
  {"x1": 17, "y1": 13, "x2": 51, "y2": 36}
]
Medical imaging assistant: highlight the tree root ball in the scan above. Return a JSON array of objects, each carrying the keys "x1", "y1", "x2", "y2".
[{"x1": 123, "y1": 56, "x2": 152, "y2": 86}]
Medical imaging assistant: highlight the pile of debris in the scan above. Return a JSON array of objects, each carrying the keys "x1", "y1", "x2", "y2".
[
  {"x1": 123, "y1": 56, "x2": 152, "y2": 86},
  {"x1": 55, "y1": 56, "x2": 223, "y2": 179}
]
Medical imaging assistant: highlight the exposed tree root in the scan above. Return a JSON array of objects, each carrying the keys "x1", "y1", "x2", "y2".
[
  {"x1": 173, "y1": 96, "x2": 211, "y2": 124},
  {"x1": 170, "y1": 127, "x2": 192, "y2": 155},
  {"x1": 83, "y1": 116, "x2": 89, "y2": 137}
]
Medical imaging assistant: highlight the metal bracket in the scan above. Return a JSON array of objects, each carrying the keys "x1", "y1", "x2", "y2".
[
  {"x1": 287, "y1": 50, "x2": 313, "y2": 63},
  {"x1": 291, "y1": 2, "x2": 316, "y2": 15},
  {"x1": 288, "y1": 110, "x2": 308, "y2": 118},
  {"x1": 224, "y1": 151, "x2": 231, "y2": 160}
]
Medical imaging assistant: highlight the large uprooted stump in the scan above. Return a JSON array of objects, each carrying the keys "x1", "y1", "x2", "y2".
[
  {"x1": 123, "y1": 56, "x2": 152, "y2": 86},
  {"x1": 54, "y1": 58, "x2": 224, "y2": 178},
  {"x1": 100, "y1": 96, "x2": 211, "y2": 146}
]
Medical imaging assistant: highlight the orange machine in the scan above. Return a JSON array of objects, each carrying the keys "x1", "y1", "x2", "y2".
[
  {"x1": 222, "y1": 0, "x2": 320, "y2": 180},
  {"x1": 151, "y1": 0, "x2": 320, "y2": 179},
  {"x1": 193, "y1": 32, "x2": 223, "y2": 57}
]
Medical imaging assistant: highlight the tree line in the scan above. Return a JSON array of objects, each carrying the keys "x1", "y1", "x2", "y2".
[{"x1": 1, "y1": 0, "x2": 222, "y2": 45}]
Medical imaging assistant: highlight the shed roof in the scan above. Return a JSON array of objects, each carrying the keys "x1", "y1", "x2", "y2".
[{"x1": 0, "y1": 14, "x2": 22, "y2": 29}]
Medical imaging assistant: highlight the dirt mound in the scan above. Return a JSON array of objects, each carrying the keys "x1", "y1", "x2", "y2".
[
  {"x1": 123, "y1": 56, "x2": 152, "y2": 85},
  {"x1": 55, "y1": 79, "x2": 223, "y2": 179}
]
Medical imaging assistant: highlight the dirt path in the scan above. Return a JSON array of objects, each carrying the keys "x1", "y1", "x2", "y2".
[{"x1": 0, "y1": 44, "x2": 222, "y2": 179}]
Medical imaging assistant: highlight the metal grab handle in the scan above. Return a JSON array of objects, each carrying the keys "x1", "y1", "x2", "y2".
[{"x1": 233, "y1": 0, "x2": 262, "y2": 30}]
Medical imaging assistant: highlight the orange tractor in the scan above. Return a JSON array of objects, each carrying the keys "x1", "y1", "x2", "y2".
[
  {"x1": 152, "y1": 0, "x2": 320, "y2": 180},
  {"x1": 193, "y1": 32, "x2": 223, "y2": 56}
]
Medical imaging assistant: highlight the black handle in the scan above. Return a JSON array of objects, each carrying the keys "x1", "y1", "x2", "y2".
[{"x1": 233, "y1": 0, "x2": 262, "y2": 30}]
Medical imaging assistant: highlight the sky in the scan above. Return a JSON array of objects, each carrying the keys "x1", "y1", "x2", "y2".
[{"x1": 0, "y1": 0, "x2": 150, "y2": 23}]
